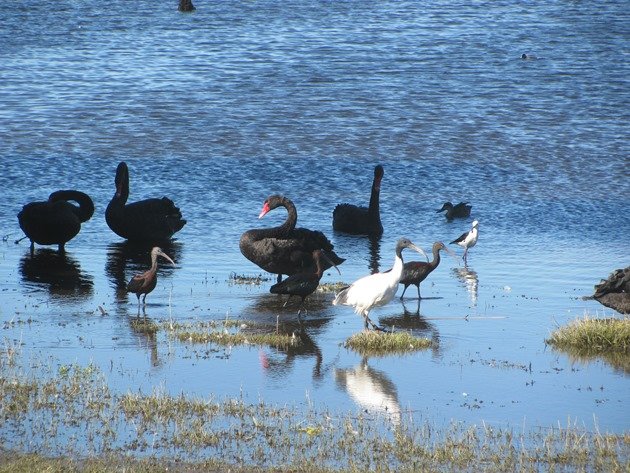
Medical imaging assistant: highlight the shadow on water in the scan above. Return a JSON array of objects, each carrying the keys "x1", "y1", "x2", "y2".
[
  {"x1": 19, "y1": 249, "x2": 93, "y2": 302},
  {"x1": 453, "y1": 265, "x2": 478, "y2": 306},
  {"x1": 243, "y1": 292, "x2": 337, "y2": 328},
  {"x1": 332, "y1": 232, "x2": 382, "y2": 275},
  {"x1": 128, "y1": 315, "x2": 161, "y2": 368},
  {"x1": 335, "y1": 357, "x2": 401, "y2": 426},
  {"x1": 105, "y1": 240, "x2": 182, "y2": 302}
]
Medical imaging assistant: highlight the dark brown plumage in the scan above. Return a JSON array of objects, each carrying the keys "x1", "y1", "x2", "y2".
[
  {"x1": 333, "y1": 165, "x2": 384, "y2": 237},
  {"x1": 106, "y1": 162, "x2": 186, "y2": 242},
  {"x1": 239, "y1": 195, "x2": 345, "y2": 283},
  {"x1": 126, "y1": 247, "x2": 175, "y2": 309},
  {"x1": 270, "y1": 250, "x2": 340, "y2": 318},
  {"x1": 17, "y1": 190, "x2": 94, "y2": 252},
  {"x1": 399, "y1": 241, "x2": 452, "y2": 299},
  {"x1": 437, "y1": 201, "x2": 472, "y2": 220}
]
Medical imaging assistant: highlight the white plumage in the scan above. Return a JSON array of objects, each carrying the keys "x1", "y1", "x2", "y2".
[
  {"x1": 333, "y1": 238, "x2": 427, "y2": 330},
  {"x1": 450, "y1": 219, "x2": 479, "y2": 263}
]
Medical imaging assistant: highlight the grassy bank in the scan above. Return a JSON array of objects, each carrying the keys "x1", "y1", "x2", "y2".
[{"x1": 0, "y1": 359, "x2": 627, "y2": 472}]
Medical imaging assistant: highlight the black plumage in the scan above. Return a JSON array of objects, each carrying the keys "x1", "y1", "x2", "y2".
[
  {"x1": 270, "y1": 249, "x2": 338, "y2": 317},
  {"x1": 18, "y1": 190, "x2": 94, "y2": 252},
  {"x1": 106, "y1": 162, "x2": 186, "y2": 242},
  {"x1": 240, "y1": 195, "x2": 345, "y2": 283},
  {"x1": 437, "y1": 201, "x2": 472, "y2": 220},
  {"x1": 333, "y1": 165, "x2": 384, "y2": 237}
]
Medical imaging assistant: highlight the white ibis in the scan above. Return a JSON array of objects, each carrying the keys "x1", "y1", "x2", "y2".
[
  {"x1": 436, "y1": 201, "x2": 471, "y2": 220},
  {"x1": 332, "y1": 164, "x2": 384, "y2": 237},
  {"x1": 17, "y1": 190, "x2": 94, "y2": 253},
  {"x1": 333, "y1": 238, "x2": 428, "y2": 330},
  {"x1": 127, "y1": 247, "x2": 175, "y2": 310},
  {"x1": 106, "y1": 162, "x2": 186, "y2": 242},
  {"x1": 450, "y1": 220, "x2": 479, "y2": 264},
  {"x1": 400, "y1": 241, "x2": 455, "y2": 299}
]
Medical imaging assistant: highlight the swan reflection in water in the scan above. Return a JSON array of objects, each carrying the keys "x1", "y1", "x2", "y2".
[
  {"x1": 368, "y1": 235, "x2": 381, "y2": 274},
  {"x1": 335, "y1": 358, "x2": 401, "y2": 426},
  {"x1": 453, "y1": 266, "x2": 478, "y2": 306},
  {"x1": 19, "y1": 249, "x2": 93, "y2": 302},
  {"x1": 105, "y1": 240, "x2": 181, "y2": 304}
]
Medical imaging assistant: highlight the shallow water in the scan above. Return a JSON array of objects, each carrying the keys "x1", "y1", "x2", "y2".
[{"x1": 0, "y1": 0, "x2": 628, "y2": 452}]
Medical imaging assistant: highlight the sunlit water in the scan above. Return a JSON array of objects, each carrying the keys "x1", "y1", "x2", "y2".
[{"x1": 0, "y1": 0, "x2": 628, "y2": 453}]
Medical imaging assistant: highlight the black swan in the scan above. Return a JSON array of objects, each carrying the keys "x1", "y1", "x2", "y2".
[
  {"x1": 400, "y1": 241, "x2": 453, "y2": 299},
  {"x1": 239, "y1": 195, "x2": 345, "y2": 283},
  {"x1": 106, "y1": 162, "x2": 186, "y2": 242},
  {"x1": 127, "y1": 246, "x2": 175, "y2": 309},
  {"x1": 437, "y1": 201, "x2": 472, "y2": 220},
  {"x1": 17, "y1": 190, "x2": 94, "y2": 252},
  {"x1": 333, "y1": 238, "x2": 427, "y2": 330},
  {"x1": 332, "y1": 164, "x2": 384, "y2": 236}
]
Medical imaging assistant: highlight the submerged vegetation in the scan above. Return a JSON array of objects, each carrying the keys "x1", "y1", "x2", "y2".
[
  {"x1": 165, "y1": 319, "x2": 302, "y2": 349},
  {"x1": 0, "y1": 357, "x2": 627, "y2": 472},
  {"x1": 345, "y1": 330, "x2": 434, "y2": 356},
  {"x1": 546, "y1": 315, "x2": 630, "y2": 373}
]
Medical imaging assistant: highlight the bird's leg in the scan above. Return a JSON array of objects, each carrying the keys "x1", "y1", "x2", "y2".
[
  {"x1": 29, "y1": 240, "x2": 35, "y2": 254},
  {"x1": 417, "y1": 285, "x2": 422, "y2": 300},
  {"x1": 277, "y1": 274, "x2": 283, "y2": 284},
  {"x1": 400, "y1": 285, "x2": 407, "y2": 300},
  {"x1": 58, "y1": 242, "x2": 66, "y2": 253},
  {"x1": 142, "y1": 294, "x2": 147, "y2": 306}
]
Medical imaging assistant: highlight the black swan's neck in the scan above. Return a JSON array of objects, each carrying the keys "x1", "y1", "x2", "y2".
[{"x1": 49, "y1": 190, "x2": 95, "y2": 222}]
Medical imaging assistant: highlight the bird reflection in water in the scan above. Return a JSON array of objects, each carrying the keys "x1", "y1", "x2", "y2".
[
  {"x1": 335, "y1": 358, "x2": 401, "y2": 426},
  {"x1": 128, "y1": 317, "x2": 161, "y2": 368},
  {"x1": 19, "y1": 249, "x2": 93, "y2": 302},
  {"x1": 105, "y1": 240, "x2": 182, "y2": 303},
  {"x1": 453, "y1": 266, "x2": 478, "y2": 306},
  {"x1": 257, "y1": 329, "x2": 330, "y2": 383},
  {"x1": 379, "y1": 299, "x2": 441, "y2": 358}
]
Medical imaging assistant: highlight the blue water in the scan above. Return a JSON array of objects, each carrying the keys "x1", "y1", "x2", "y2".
[{"x1": 0, "y1": 0, "x2": 628, "y2": 456}]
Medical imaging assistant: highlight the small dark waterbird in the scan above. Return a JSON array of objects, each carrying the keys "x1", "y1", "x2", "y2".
[
  {"x1": 333, "y1": 164, "x2": 384, "y2": 237},
  {"x1": 450, "y1": 220, "x2": 478, "y2": 264},
  {"x1": 17, "y1": 190, "x2": 94, "y2": 252},
  {"x1": 239, "y1": 195, "x2": 345, "y2": 283},
  {"x1": 270, "y1": 250, "x2": 341, "y2": 319},
  {"x1": 400, "y1": 241, "x2": 454, "y2": 299},
  {"x1": 333, "y1": 238, "x2": 428, "y2": 330},
  {"x1": 106, "y1": 162, "x2": 186, "y2": 242},
  {"x1": 437, "y1": 201, "x2": 472, "y2": 220},
  {"x1": 126, "y1": 247, "x2": 175, "y2": 309}
]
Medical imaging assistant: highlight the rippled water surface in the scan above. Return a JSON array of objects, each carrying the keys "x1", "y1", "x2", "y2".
[{"x1": 0, "y1": 0, "x2": 628, "y2": 453}]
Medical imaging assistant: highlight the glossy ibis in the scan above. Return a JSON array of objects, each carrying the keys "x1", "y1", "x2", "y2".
[
  {"x1": 270, "y1": 249, "x2": 340, "y2": 318},
  {"x1": 400, "y1": 241, "x2": 454, "y2": 299},
  {"x1": 126, "y1": 246, "x2": 175, "y2": 310}
]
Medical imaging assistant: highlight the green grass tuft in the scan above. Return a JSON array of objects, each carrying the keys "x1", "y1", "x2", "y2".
[
  {"x1": 345, "y1": 330, "x2": 434, "y2": 356},
  {"x1": 546, "y1": 316, "x2": 630, "y2": 352}
]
